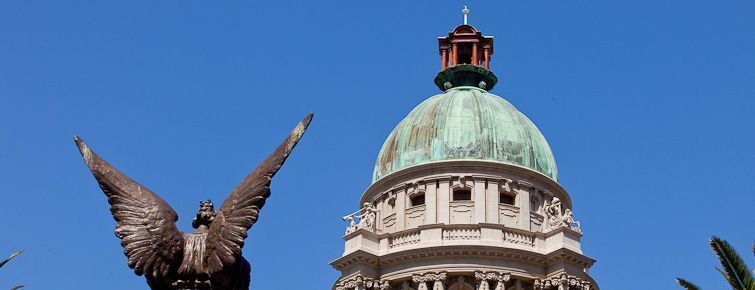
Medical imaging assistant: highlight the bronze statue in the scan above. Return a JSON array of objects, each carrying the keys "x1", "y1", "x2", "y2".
[{"x1": 75, "y1": 113, "x2": 313, "y2": 290}]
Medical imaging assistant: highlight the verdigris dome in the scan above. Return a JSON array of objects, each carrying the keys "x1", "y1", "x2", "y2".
[{"x1": 373, "y1": 86, "x2": 558, "y2": 182}]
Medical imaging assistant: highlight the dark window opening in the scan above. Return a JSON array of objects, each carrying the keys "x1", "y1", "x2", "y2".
[
  {"x1": 453, "y1": 189, "x2": 472, "y2": 201},
  {"x1": 500, "y1": 192, "x2": 515, "y2": 205},
  {"x1": 411, "y1": 194, "x2": 425, "y2": 207},
  {"x1": 458, "y1": 44, "x2": 473, "y2": 64}
]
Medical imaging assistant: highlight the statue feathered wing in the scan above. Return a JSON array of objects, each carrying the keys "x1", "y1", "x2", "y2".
[
  {"x1": 75, "y1": 136, "x2": 185, "y2": 278},
  {"x1": 205, "y1": 113, "x2": 313, "y2": 274}
]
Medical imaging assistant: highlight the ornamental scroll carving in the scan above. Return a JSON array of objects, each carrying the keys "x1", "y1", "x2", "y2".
[
  {"x1": 413, "y1": 272, "x2": 447, "y2": 290},
  {"x1": 474, "y1": 271, "x2": 510, "y2": 290},
  {"x1": 545, "y1": 197, "x2": 582, "y2": 233},
  {"x1": 336, "y1": 274, "x2": 390, "y2": 290},
  {"x1": 533, "y1": 274, "x2": 591, "y2": 290}
]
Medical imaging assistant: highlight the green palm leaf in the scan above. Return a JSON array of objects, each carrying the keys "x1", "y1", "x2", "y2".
[
  {"x1": 10, "y1": 285, "x2": 25, "y2": 290},
  {"x1": 0, "y1": 250, "x2": 23, "y2": 269},
  {"x1": 709, "y1": 236, "x2": 755, "y2": 290},
  {"x1": 676, "y1": 278, "x2": 701, "y2": 290}
]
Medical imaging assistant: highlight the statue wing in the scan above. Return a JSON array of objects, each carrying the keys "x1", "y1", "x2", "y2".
[
  {"x1": 75, "y1": 136, "x2": 184, "y2": 278},
  {"x1": 205, "y1": 113, "x2": 312, "y2": 273}
]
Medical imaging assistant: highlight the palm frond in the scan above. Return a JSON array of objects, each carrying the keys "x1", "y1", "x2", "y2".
[
  {"x1": 709, "y1": 236, "x2": 755, "y2": 290},
  {"x1": 10, "y1": 285, "x2": 25, "y2": 290},
  {"x1": 676, "y1": 278, "x2": 701, "y2": 290},
  {"x1": 0, "y1": 250, "x2": 23, "y2": 269}
]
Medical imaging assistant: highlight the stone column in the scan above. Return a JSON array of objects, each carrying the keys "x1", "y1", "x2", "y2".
[
  {"x1": 395, "y1": 187, "x2": 407, "y2": 231},
  {"x1": 474, "y1": 178, "x2": 487, "y2": 224},
  {"x1": 379, "y1": 280, "x2": 391, "y2": 290},
  {"x1": 485, "y1": 179, "x2": 499, "y2": 223},
  {"x1": 451, "y1": 43, "x2": 458, "y2": 66},
  {"x1": 414, "y1": 272, "x2": 446, "y2": 290},
  {"x1": 474, "y1": 272, "x2": 489, "y2": 290},
  {"x1": 477, "y1": 280, "x2": 489, "y2": 290},
  {"x1": 472, "y1": 43, "x2": 479, "y2": 66},
  {"x1": 437, "y1": 177, "x2": 451, "y2": 224},
  {"x1": 401, "y1": 281, "x2": 410, "y2": 290},
  {"x1": 533, "y1": 280, "x2": 542, "y2": 290},
  {"x1": 516, "y1": 181, "x2": 532, "y2": 230},
  {"x1": 484, "y1": 48, "x2": 490, "y2": 69},
  {"x1": 425, "y1": 180, "x2": 437, "y2": 224},
  {"x1": 433, "y1": 280, "x2": 445, "y2": 290},
  {"x1": 494, "y1": 274, "x2": 510, "y2": 290},
  {"x1": 441, "y1": 50, "x2": 448, "y2": 70}
]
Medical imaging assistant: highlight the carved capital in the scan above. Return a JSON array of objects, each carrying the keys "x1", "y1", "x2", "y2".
[
  {"x1": 413, "y1": 272, "x2": 447, "y2": 283},
  {"x1": 337, "y1": 274, "x2": 378, "y2": 290}
]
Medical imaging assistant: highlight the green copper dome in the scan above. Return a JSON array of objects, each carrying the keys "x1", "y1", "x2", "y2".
[{"x1": 373, "y1": 86, "x2": 558, "y2": 182}]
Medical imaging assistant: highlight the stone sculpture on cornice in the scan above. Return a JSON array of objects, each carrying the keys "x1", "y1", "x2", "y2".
[
  {"x1": 343, "y1": 202, "x2": 379, "y2": 234},
  {"x1": 545, "y1": 197, "x2": 582, "y2": 233},
  {"x1": 545, "y1": 197, "x2": 564, "y2": 230}
]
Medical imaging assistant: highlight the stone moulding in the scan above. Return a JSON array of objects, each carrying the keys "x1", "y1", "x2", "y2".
[{"x1": 332, "y1": 244, "x2": 595, "y2": 272}]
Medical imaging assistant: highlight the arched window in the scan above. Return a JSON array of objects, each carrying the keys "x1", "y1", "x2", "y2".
[
  {"x1": 499, "y1": 191, "x2": 515, "y2": 205},
  {"x1": 453, "y1": 188, "x2": 472, "y2": 201},
  {"x1": 410, "y1": 193, "x2": 425, "y2": 206}
]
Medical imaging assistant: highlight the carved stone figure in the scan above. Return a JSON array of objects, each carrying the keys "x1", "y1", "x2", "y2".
[
  {"x1": 343, "y1": 202, "x2": 379, "y2": 233},
  {"x1": 356, "y1": 202, "x2": 377, "y2": 230},
  {"x1": 75, "y1": 114, "x2": 313, "y2": 290},
  {"x1": 344, "y1": 215, "x2": 357, "y2": 235},
  {"x1": 544, "y1": 197, "x2": 582, "y2": 233},
  {"x1": 545, "y1": 197, "x2": 563, "y2": 230},
  {"x1": 562, "y1": 209, "x2": 581, "y2": 233}
]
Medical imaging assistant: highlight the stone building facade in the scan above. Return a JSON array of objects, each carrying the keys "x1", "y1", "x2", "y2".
[{"x1": 332, "y1": 12, "x2": 599, "y2": 290}]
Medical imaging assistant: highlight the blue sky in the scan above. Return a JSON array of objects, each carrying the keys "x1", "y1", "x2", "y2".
[{"x1": 1, "y1": 1, "x2": 754, "y2": 289}]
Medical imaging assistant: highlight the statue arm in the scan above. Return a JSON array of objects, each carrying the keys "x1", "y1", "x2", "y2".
[{"x1": 205, "y1": 114, "x2": 312, "y2": 274}]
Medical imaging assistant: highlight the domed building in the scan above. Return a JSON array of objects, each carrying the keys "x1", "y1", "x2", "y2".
[{"x1": 332, "y1": 9, "x2": 599, "y2": 290}]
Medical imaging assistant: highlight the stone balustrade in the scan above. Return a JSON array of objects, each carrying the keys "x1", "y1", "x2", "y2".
[{"x1": 343, "y1": 223, "x2": 582, "y2": 256}]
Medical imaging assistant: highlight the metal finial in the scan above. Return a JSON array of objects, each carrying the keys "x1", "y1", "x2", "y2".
[{"x1": 462, "y1": 6, "x2": 470, "y2": 25}]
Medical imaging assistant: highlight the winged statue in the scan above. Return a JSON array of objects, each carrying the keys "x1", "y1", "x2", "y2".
[{"x1": 75, "y1": 113, "x2": 313, "y2": 290}]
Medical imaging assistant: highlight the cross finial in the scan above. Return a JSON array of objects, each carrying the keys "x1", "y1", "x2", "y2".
[{"x1": 462, "y1": 6, "x2": 470, "y2": 25}]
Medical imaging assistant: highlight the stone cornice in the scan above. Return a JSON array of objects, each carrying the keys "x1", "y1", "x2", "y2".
[
  {"x1": 331, "y1": 246, "x2": 597, "y2": 278},
  {"x1": 330, "y1": 250, "x2": 380, "y2": 271},
  {"x1": 543, "y1": 224, "x2": 583, "y2": 238},
  {"x1": 378, "y1": 244, "x2": 595, "y2": 268}
]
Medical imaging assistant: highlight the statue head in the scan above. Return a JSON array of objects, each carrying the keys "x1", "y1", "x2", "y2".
[{"x1": 192, "y1": 199, "x2": 216, "y2": 229}]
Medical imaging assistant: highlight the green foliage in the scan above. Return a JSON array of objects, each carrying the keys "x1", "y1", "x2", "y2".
[
  {"x1": 709, "y1": 236, "x2": 755, "y2": 290},
  {"x1": 676, "y1": 278, "x2": 701, "y2": 290},
  {"x1": 677, "y1": 237, "x2": 755, "y2": 290},
  {"x1": 0, "y1": 250, "x2": 23, "y2": 269}
]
